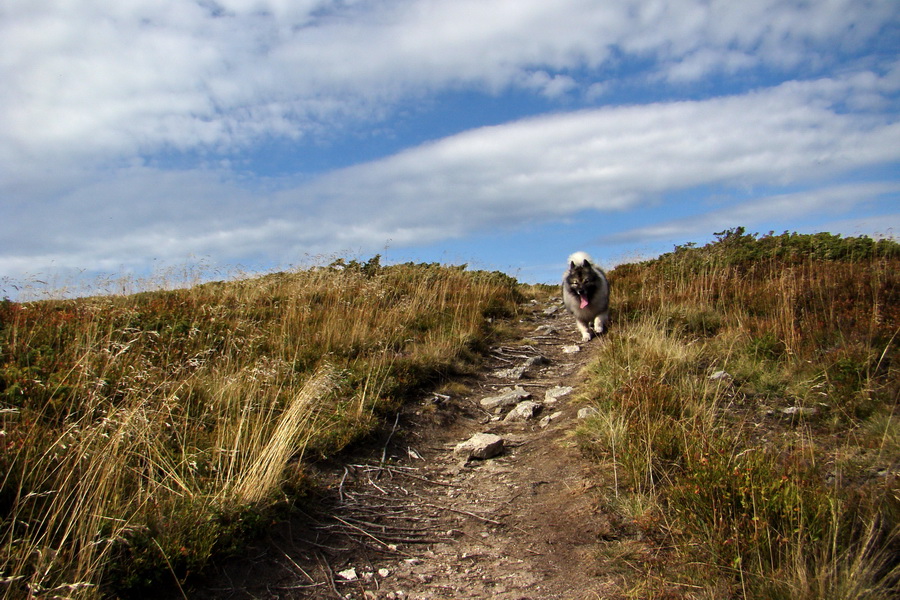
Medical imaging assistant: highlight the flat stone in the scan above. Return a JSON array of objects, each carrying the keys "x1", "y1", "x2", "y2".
[
  {"x1": 709, "y1": 370, "x2": 733, "y2": 382},
  {"x1": 577, "y1": 407, "x2": 600, "y2": 419},
  {"x1": 454, "y1": 433, "x2": 505, "y2": 460},
  {"x1": 503, "y1": 401, "x2": 543, "y2": 422},
  {"x1": 545, "y1": 385, "x2": 574, "y2": 404},
  {"x1": 539, "y1": 411, "x2": 564, "y2": 428},
  {"x1": 562, "y1": 345, "x2": 581, "y2": 354},
  {"x1": 480, "y1": 386, "x2": 531, "y2": 410},
  {"x1": 781, "y1": 406, "x2": 818, "y2": 417},
  {"x1": 492, "y1": 365, "x2": 528, "y2": 380}
]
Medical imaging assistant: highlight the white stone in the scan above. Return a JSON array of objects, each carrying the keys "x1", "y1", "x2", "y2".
[
  {"x1": 503, "y1": 401, "x2": 543, "y2": 422},
  {"x1": 539, "y1": 411, "x2": 564, "y2": 428},
  {"x1": 577, "y1": 407, "x2": 600, "y2": 419},
  {"x1": 545, "y1": 385, "x2": 574, "y2": 404},
  {"x1": 480, "y1": 386, "x2": 531, "y2": 410},
  {"x1": 492, "y1": 365, "x2": 527, "y2": 380},
  {"x1": 781, "y1": 406, "x2": 818, "y2": 417},
  {"x1": 709, "y1": 370, "x2": 733, "y2": 381},
  {"x1": 454, "y1": 433, "x2": 504, "y2": 459}
]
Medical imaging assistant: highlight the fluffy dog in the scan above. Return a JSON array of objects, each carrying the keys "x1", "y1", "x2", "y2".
[{"x1": 562, "y1": 251, "x2": 610, "y2": 342}]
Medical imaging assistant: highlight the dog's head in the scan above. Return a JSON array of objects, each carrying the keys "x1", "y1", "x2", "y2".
[{"x1": 565, "y1": 259, "x2": 597, "y2": 308}]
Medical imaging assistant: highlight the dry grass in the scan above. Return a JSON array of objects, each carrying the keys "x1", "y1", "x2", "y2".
[
  {"x1": 577, "y1": 230, "x2": 900, "y2": 599},
  {"x1": 0, "y1": 259, "x2": 519, "y2": 598}
]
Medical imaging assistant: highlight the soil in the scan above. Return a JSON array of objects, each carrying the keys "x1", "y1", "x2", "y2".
[{"x1": 188, "y1": 296, "x2": 627, "y2": 600}]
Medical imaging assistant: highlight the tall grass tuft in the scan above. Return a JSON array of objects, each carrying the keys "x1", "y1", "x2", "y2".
[
  {"x1": 0, "y1": 259, "x2": 519, "y2": 598},
  {"x1": 233, "y1": 365, "x2": 336, "y2": 505},
  {"x1": 578, "y1": 229, "x2": 900, "y2": 598}
]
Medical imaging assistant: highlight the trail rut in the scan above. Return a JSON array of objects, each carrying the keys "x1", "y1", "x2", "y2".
[{"x1": 190, "y1": 296, "x2": 623, "y2": 600}]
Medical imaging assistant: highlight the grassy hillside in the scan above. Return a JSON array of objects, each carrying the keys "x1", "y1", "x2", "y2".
[
  {"x1": 3, "y1": 231, "x2": 897, "y2": 599},
  {"x1": 577, "y1": 229, "x2": 900, "y2": 598},
  {"x1": 0, "y1": 259, "x2": 520, "y2": 598}
]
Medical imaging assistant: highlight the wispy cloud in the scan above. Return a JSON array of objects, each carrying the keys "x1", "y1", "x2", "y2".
[
  {"x1": 1, "y1": 0, "x2": 898, "y2": 285},
  {"x1": 3, "y1": 0, "x2": 894, "y2": 168},
  {"x1": 4, "y1": 72, "x2": 896, "y2": 277}
]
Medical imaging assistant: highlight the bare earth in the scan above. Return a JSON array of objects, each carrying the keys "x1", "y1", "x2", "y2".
[{"x1": 189, "y1": 297, "x2": 626, "y2": 600}]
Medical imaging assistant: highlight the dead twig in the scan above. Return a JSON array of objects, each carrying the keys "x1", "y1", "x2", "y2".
[
  {"x1": 276, "y1": 547, "x2": 316, "y2": 584},
  {"x1": 386, "y1": 468, "x2": 458, "y2": 487},
  {"x1": 351, "y1": 463, "x2": 458, "y2": 488},
  {"x1": 379, "y1": 412, "x2": 401, "y2": 468},
  {"x1": 314, "y1": 551, "x2": 343, "y2": 600},
  {"x1": 331, "y1": 515, "x2": 410, "y2": 554},
  {"x1": 423, "y1": 503, "x2": 503, "y2": 526},
  {"x1": 489, "y1": 353, "x2": 516, "y2": 364},
  {"x1": 338, "y1": 466, "x2": 350, "y2": 503}
]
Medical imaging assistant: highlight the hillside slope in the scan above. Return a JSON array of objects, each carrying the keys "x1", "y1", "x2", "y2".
[
  {"x1": 2, "y1": 231, "x2": 898, "y2": 599},
  {"x1": 0, "y1": 261, "x2": 520, "y2": 598}
]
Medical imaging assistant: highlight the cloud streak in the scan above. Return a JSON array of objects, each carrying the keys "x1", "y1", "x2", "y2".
[
  {"x1": 1, "y1": 0, "x2": 898, "y2": 286},
  {"x1": 4, "y1": 72, "x2": 897, "y2": 278},
  {"x1": 285, "y1": 74, "x2": 900, "y2": 238},
  {"x1": 3, "y1": 0, "x2": 895, "y2": 167}
]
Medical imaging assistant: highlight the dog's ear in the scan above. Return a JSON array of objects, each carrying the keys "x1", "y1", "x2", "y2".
[
  {"x1": 582, "y1": 259, "x2": 591, "y2": 269},
  {"x1": 569, "y1": 261, "x2": 577, "y2": 270}
]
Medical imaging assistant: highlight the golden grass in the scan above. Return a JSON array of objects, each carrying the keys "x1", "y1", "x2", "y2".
[
  {"x1": 0, "y1": 260, "x2": 519, "y2": 598},
  {"x1": 578, "y1": 232, "x2": 900, "y2": 598}
]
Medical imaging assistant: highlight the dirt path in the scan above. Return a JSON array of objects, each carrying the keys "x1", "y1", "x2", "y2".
[{"x1": 190, "y1": 296, "x2": 619, "y2": 600}]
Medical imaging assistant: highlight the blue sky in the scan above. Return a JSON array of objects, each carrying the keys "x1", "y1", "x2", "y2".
[{"x1": 2, "y1": 0, "x2": 899, "y2": 296}]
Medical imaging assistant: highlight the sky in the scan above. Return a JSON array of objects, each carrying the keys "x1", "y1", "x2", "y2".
[{"x1": 2, "y1": 0, "x2": 899, "y2": 296}]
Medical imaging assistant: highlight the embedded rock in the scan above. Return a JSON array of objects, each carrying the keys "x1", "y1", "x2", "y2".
[
  {"x1": 539, "y1": 411, "x2": 564, "y2": 428},
  {"x1": 545, "y1": 385, "x2": 574, "y2": 404},
  {"x1": 480, "y1": 386, "x2": 531, "y2": 410},
  {"x1": 524, "y1": 355, "x2": 550, "y2": 368},
  {"x1": 577, "y1": 407, "x2": 600, "y2": 419},
  {"x1": 504, "y1": 401, "x2": 543, "y2": 422},
  {"x1": 492, "y1": 365, "x2": 528, "y2": 380},
  {"x1": 454, "y1": 433, "x2": 504, "y2": 460}
]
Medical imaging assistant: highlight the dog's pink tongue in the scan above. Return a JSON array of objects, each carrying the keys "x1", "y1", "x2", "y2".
[{"x1": 579, "y1": 296, "x2": 589, "y2": 309}]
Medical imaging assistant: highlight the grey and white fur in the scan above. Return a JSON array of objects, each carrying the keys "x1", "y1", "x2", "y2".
[{"x1": 561, "y1": 251, "x2": 610, "y2": 342}]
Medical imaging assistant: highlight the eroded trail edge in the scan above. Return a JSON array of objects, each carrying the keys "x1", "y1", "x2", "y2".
[{"x1": 194, "y1": 297, "x2": 618, "y2": 600}]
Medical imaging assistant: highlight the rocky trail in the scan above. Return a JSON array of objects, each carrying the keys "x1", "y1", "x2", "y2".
[{"x1": 190, "y1": 296, "x2": 622, "y2": 600}]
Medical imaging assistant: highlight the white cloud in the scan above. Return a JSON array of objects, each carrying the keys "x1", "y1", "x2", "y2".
[
  {"x1": 300, "y1": 75, "x2": 898, "y2": 226},
  {"x1": 2, "y1": 0, "x2": 895, "y2": 175},
  {"x1": 521, "y1": 71, "x2": 579, "y2": 98},
  {"x1": 3, "y1": 73, "x2": 896, "y2": 280},
  {"x1": 1, "y1": 1, "x2": 898, "y2": 287}
]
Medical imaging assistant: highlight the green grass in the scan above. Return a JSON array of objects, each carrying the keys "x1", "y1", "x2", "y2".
[
  {"x1": 577, "y1": 230, "x2": 900, "y2": 598},
  {"x1": 0, "y1": 259, "x2": 520, "y2": 598}
]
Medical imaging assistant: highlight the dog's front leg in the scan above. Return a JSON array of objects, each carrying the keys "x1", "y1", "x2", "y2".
[
  {"x1": 576, "y1": 319, "x2": 593, "y2": 342},
  {"x1": 593, "y1": 311, "x2": 609, "y2": 336}
]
